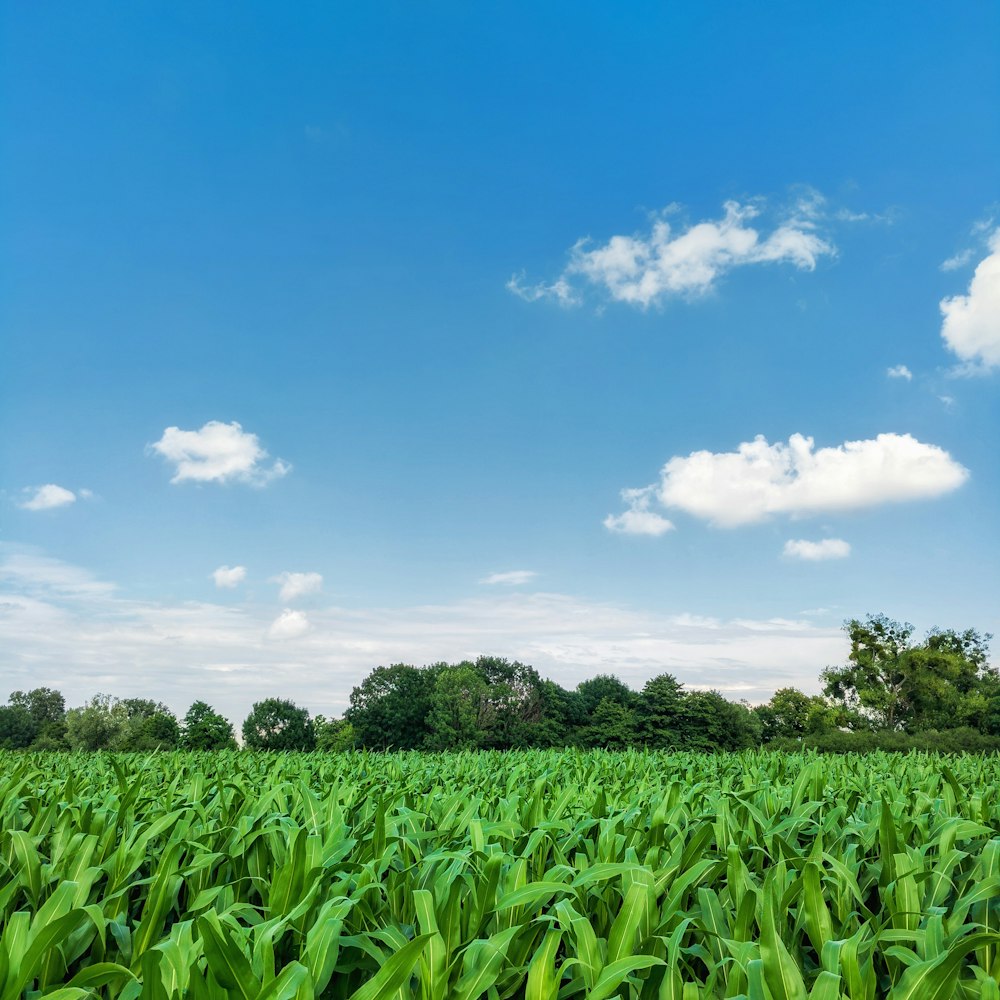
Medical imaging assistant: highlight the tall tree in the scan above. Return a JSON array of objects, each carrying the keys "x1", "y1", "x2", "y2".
[
  {"x1": 576, "y1": 675, "x2": 635, "y2": 717},
  {"x1": 9, "y1": 687, "x2": 66, "y2": 727},
  {"x1": 822, "y1": 614, "x2": 992, "y2": 732},
  {"x1": 181, "y1": 701, "x2": 237, "y2": 750},
  {"x1": 345, "y1": 663, "x2": 437, "y2": 749},
  {"x1": 635, "y1": 673, "x2": 685, "y2": 747},
  {"x1": 471, "y1": 656, "x2": 545, "y2": 749},
  {"x1": 580, "y1": 697, "x2": 637, "y2": 749},
  {"x1": 243, "y1": 698, "x2": 315, "y2": 751},
  {"x1": 425, "y1": 664, "x2": 488, "y2": 749},
  {"x1": 0, "y1": 705, "x2": 37, "y2": 749},
  {"x1": 678, "y1": 691, "x2": 762, "y2": 750}
]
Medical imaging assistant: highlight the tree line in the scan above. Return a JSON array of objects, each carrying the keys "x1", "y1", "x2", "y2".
[{"x1": 1, "y1": 613, "x2": 996, "y2": 752}]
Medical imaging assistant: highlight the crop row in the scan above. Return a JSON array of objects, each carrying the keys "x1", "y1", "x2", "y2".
[{"x1": 2, "y1": 750, "x2": 1000, "y2": 998}]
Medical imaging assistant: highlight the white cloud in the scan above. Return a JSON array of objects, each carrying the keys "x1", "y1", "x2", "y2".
[
  {"x1": 940, "y1": 229, "x2": 1000, "y2": 370},
  {"x1": 19, "y1": 484, "x2": 78, "y2": 511},
  {"x1": 603, "y1": 487, "x2": 675, "y2": 536},
  {"x1": 609, "y1": 432, "x2": 968, "y2": 530},
  {"x1": 783, "y1": 538, "x2": 851, "y2": 561},
  {"x1": 479, "y1": 570, "x2": 538, "y2": 586},
  {"x1": 886, "y1": 364, "x2": 913, "y2": 381},
  {"x1": 150, "y1": 421, "x2": 290, "y2": 485},
  {"x1": 273, "y1": 571, "x2": 323, "y2": 602},
  {"x1": 510, "y1": 195, "x2": 835, "y2": 309},
  {"x1": 267, "y1": 609, "x2": 311, "y2": 640},
  {"x1": 0, "y1": 547, "x2": 849, "y2": 720},
  {"x1": 212, "y1": 565, "x2": 247, "y2": 589},
  {"x1": 941, "y1": 249, "x2": 974, "y2": 272}
]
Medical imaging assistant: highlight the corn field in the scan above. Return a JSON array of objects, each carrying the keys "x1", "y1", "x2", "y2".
[{"x1": 2, "y1": 750, "x2": 1000, "y2": 999}]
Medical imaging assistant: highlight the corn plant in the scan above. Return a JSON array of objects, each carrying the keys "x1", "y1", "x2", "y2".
[{"x1": 2, "y1": 749, "x2": 1000, "y2": 998}]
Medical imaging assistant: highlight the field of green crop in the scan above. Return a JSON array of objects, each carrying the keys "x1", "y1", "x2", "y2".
[{"x1": 2, "y1": 750, "x2": 1000, "y2": 999}]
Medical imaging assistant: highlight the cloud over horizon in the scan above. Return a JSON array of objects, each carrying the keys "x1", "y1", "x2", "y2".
[{"x1": 0, "y1": 547, "x2": 847, "y2": 722}]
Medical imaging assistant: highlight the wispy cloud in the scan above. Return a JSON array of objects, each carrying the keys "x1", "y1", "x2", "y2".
[
  {"x1": 603, "y1": 487, "x2": 675, "y2": 536},
  {"x1": 886, "y1": 364, "x2": 913, "y2": 381},
  {"x1": 150, "y1": 421, "x2": 290, "y2": 486},
  {"x1": 941, "y1": 249, "x2": 974, "y2": 272},
  {"x1": 509, "y1": 193, "x2": 836, "y2": 309},
  {"x1": 607, "y1": 432, "x2": 968, "y2": 530},
  {"x1": 783, "y1": 538, "x2": 851, "y2": 561},
  {"x1": 479, "y1": 570, "x2": 538, "y2": 586},
  {"x1": 19, "y1": 484, "x2": 81, "y2": 511}
]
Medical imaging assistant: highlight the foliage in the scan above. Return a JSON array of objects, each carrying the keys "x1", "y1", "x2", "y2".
[
  {"x1": 345, "y1": 663, "x2": 437, "y2": 749},
  {"x1": 181, "y1": 701, "x2": 237, "y2": 750},
  {"x1": 4, "y1": 749, "x2": 1000, "y2": 997},
  {"x1": 424, "y1": 663, "x2": 488, "y2": 749},
  {"x1": 242, "y1": 698, "x2": 316, "y2": 750},
  {"x1": 0, "y1": 704, "x2": 37, "y2": 749},
  {"x1": 314, "y1": 716, "x2": 356, "y2": 751},
  {"x1": 822, "y1": 613, "x2": 993, "y2": 731}
]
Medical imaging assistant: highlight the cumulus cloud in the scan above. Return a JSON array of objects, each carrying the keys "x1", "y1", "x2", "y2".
[
  {"x1": 886, "y1": 364, "x2": 913, "y2": 381},
  {"x1": 150, "y1": 421, "x2": 290, "y2": 485},
  {"x1": 273, "y1": 571, "x2": 323, "y2": 602},
  {"x1": 783, "y1": 538, "x2": 851, "y2": 561},
  {"x1": 212, "y1": 565, "x2": 247, "y2": 589},
  {"x1": 608, "y1": 432, "x2": 968, "y2": 530},
  {"x1": 509, "y1": 195, "x2": 835, "y2": 309},
  {"x1": 267, "y1": 609, "x2": 311, "y2": 640},
  {"x1": 940, "y1": 229, "x2": 1000, "y2": 370},
  {"x1": 603, "y1": 488, "x2": 675, "y2": 536},
  {"x1": 479, "y1": 570, "x2": 538, "y2": 586},
  {"x1": 0, "y1": 546, "x2": 847, "y2": 721},
  {"x1": 19, "y1": 484, "x2": 79, "y2": 511}
]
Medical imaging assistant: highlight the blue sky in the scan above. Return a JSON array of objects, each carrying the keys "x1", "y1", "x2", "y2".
[{"x1": 2, "y1": 3, "x2": 998, "y2": 722}]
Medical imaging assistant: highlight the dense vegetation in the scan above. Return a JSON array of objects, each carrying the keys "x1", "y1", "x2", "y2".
[
  {"x1": 4, "y1": 749, "x2": 1000, "y2": 998},
  {"x1": 1, "y1": 614, "x2": 995, "y2": 753}
]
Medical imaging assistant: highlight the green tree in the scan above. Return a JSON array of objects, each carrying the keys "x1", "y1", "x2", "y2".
[
  {"x1": 755, "y1": 687, "x2": 842, "y2": 742},
  {"x1": 635, "y1": 673, "x2": 685, "y2": 747},
  {"x1": 242, "y1": 698, "x2": 315, "y2": 751},
  {"x1": 425, "y1": 664, "x2": 488, "y2": 749},
  {"x1": 472, "y1": 656, "x2": 545, "y2": 749},
  {"x1": 576, "y1": 675, "x2": 635, "y2": 716},
  {"x1": 580, "y1": 697, "x2": 637, "y2": 749},
  {"x1": 314, "y1": 717, "x2": 356, "y2": 751},
  {"x1": 0, "y1": 705, "x2": 37, "y2": 749},
  {"x1": 822, "y1": 614, "x2": 992, "y2": 732},
  {"x1": 517, "y1": 680, "x2": 583, "y2": 747},
  {"x1": 109, "y1": 699, "x2": 180, "y2": 750},
  {"x1": 678, "y1": 691, "x2": 762, "y2": 750},
  {"x1": 8, "y1": 687, "x2": 68, "y2": 748},
  {"x1": 66, "y1": 694, "x2": 124, "y2": 750},
  {"x1": 345, "y1": 663, "x2": 437, "y2": 749},
  {"x1": 9, "y1": 687, "x2": 65, "y2": 726},
  {"x1": 181, "y1": 701, "x2": 237, "y2": 750}
]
